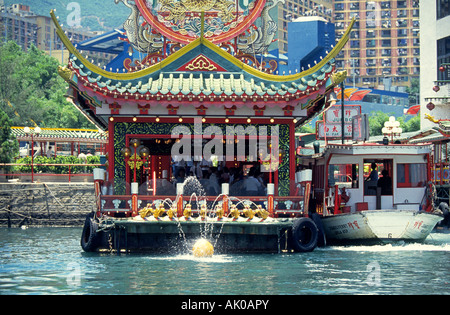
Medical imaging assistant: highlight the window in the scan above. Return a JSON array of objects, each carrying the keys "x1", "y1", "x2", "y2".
[
  {"x1": 364, "y1": 159, "x2": 393, "y2": 195},
  {"x1": 437, "y1": 36, "x2": 450, "y2": 81},
  {"x1": 397, "y1": 164, "x2": 427, "y2": 188},
  {"x1": 437, "y1": 0, "x2": 450, "y2": 19},
  {"x1": 328, "y1": 164, "x2": 359, "y2": 189}
]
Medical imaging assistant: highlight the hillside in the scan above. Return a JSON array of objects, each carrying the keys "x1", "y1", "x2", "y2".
[{"x1": 4, "y1": 0, "x2": 129, "y2": 32}]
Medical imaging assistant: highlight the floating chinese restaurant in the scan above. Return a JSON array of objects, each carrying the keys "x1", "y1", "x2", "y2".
[{"x1": 52, "y1": 0, "x2": 356, "y2": 253}]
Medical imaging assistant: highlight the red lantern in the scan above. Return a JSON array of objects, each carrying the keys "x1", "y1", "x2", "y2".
[
  {"x1": 439, "y1": 66, "x2": 446, "y2": 72},
  {"x1": 426, "y1": 102, "x2": 435, "y2": 111},
  {"x1": 433, "y1": 85, "x2": 440, "y2": 92}
]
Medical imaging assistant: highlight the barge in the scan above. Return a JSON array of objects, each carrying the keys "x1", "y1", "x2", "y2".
[
  {"x1": 49, "y1": 1, "x2": 356, "y2": 254},
  {"x1": 82, "y1": 176, "x2": 323, "y2": 253}
]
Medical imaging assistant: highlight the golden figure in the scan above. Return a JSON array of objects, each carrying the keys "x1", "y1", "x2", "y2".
[
  {"x1": 255, "y1": 205, "x2": 269, "y2": 220},
  {"x1": 139, "y1": 203, "x2": 154, "y2": 219},
  {"x1": 199, "y1": 203, "x2": 207, "y2": 220},
  {"x1": 215, "y1": 204, "x2": 224, "y2": 220},
  {"x1": 229, "y1": 203, "x2": 240, "y2": 220},
  {"x1": 167, "y1": 204, "x2": 177, "y2": 220},
  {"x1": 184, "y1": 203, "x2": 192, "y2": 220},
  {"x1": 243, "y1": 204, "x2": 255, "y2": 220}
]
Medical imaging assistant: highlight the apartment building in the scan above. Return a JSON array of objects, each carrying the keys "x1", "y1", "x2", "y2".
[
  {"x1": 277, "y1": 0, "x2": 333, "y2": 54},
  {"x1": 420, "y1": 0, "x2": 450, "y2": 129},
  {"x1": 333, "y1": 0, "x2": 420, "y2": 90},
  {"x1": 1, "y1": 3, "x2": 111, "y2": 65}
]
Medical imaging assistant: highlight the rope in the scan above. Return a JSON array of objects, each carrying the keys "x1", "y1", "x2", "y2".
[{"x1": 42, "y1": 183, "x2": 65, "y2": 208}]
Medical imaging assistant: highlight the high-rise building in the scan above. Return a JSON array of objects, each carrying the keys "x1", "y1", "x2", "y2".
[
  {"x1": 420, "y1": 0, "x2": 450, "y2": 130},
  {"x1": 277, "y1": 0, "x2": 333, "y2": 54},
  {"x1": 1, "y1": 3, "x2": 112, "y2": 65},
  {"x1": 333, "y1": 0, "x2": 420, "y2": 90}
]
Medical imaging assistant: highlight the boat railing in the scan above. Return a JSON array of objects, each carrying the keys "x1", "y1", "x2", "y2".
[{"x1": 98, "y1": 194, "x2": 305, "y2": 218}]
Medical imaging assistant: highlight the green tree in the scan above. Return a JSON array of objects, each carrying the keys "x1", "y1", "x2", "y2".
[
  {"x1": 368, "y1": 111, "x2": 391, "y2": 136},
  {"x1": 0, "y1": 108, "x2": 19, "y2": 166},
  {"x1": 368, "y1": 111, "x2": 420, "y2": 136},
  {"x1": 0, "y1": 41, "x2": 93, "y2": 129}
]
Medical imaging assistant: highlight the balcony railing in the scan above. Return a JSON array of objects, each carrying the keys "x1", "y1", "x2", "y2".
[{"x1": 0, "y1": 163, "x2": 104, "y2": 183}]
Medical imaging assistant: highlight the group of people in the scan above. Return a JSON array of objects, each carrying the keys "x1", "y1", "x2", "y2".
[{"x1": 171, "y1": 157, "x2": 267, "y2": 196}]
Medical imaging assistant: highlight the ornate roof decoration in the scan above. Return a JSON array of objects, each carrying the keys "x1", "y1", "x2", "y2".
[
  {"x1": 130, "y1": 0, "x2": 267, "y2": 45},
  {"x1": 424, "y1": 114, "x2": 450, "y2": 137},
  {"x1": 50, "y1": 7, "x2": 354, "y2": 130}
]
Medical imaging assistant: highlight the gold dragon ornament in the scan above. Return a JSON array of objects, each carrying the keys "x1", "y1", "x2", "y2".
[{"x1": 159, "y1": 0, "x2": 235, "y2": 23}]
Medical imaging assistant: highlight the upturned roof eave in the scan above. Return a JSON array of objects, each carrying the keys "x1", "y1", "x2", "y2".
[{"x1": 51, "y1": 9, "x2": 355, "y2": 84}]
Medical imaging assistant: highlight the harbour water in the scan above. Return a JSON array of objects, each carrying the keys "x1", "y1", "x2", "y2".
[{"x1": 0, "y1": 227, "x2": 448, "y2": 295}]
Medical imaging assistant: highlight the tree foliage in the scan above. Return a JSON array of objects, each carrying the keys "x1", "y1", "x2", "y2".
[
  {"x1": 0, "y1": 108, "x2": 19, "y2": 164},
  {"x1": 14, "y1": 155, "x2": 100, "y2": 174},
  {"x1": 368, "y1": 111, "x2": 421, "y2": 136},
  {"x1": 0, "y1": 41, "x2": 93, "y2": 129}
]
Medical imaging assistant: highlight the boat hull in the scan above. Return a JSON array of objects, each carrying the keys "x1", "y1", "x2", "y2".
[
  {"x1": 321, "y1": 210, "x2": 443, "y2": 245},
  {"x1": 80, "y1": 214, "x2": 320, "y2": 253}
]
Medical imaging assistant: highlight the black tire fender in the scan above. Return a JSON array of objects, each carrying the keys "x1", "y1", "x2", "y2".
[
  {"x1": 290, "y1": 217, "x2": 318, "y2": 252},
  {"x1": 81, "y1": 212, "x2": 100, "y2": 252}
]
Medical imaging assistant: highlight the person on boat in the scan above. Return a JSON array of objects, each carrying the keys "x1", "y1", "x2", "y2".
[
  {"x1": 175, "y1": 168, "x2": 186, "y2": 185},
  {"x1": 377, "y1": 169, "x2": 392, "y2": 195},
  {"x1": 244, "y1": 167, "x2": 264, "y2": 196},
  {"x1": 366, "y1": 162, "x2": 378, "y2": 182}
]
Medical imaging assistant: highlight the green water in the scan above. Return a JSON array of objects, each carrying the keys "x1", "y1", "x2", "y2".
[{"x1": 0, "y1": 228, "x2": 448, "y2": 295}]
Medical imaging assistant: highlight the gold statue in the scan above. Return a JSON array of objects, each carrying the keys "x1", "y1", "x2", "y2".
[
  {"x1": 167, "y1": 204, "x2": 177, "y2": 220},
  {"x1": 215, "y1": 204, "x2": 224, "y2": 220},
  {"x1": 199, "y1": 203, "x2": 207, "y2": 220},
  {"x1": 424, "y1": 113, "x2": 439, "y2": 124},
  {"x1": 139, "y1": 203, "x2": 153, "y2": 219},
  {"x1": 243, "y1": 204, "x2": 255, "y2": 220},
  {"x1": 255, "y1": 205, "x2": 269, "y2": 220},
  {"x1": 153, "y1": 203, "x2": 165, "y2": 219},
  {"x1": 184, "y1": 203, "x2": 192, "y2": 220},
  {"x1": 229, "y1": 203, "x2": 240, "y2": 220},
  {"x1": 57, "y1": 66, "x2": 72, "y2": 82},
  {"x1": 331, "y1": 70, "x2": 348, "y2": 85}
]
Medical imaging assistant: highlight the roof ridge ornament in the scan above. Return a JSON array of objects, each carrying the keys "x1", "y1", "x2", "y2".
[{"x1": 331, "y1": 70, "x2": 348, "y2": 85}]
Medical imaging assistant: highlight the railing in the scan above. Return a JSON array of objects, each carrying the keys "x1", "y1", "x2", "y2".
[
  {"x1": 99, "y1": 195, "x2": 305, "y2": 218},
  {"x1": 0, "y1": 163, "x2": 104, "y2": 183},
  {"x1": 432, "y1": 162, "x2": 449, "y2": 185}
]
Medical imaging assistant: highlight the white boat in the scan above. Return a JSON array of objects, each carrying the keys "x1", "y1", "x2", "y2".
[{"x1": 302, "y1": 143, "x2": 444, "y2": 244}]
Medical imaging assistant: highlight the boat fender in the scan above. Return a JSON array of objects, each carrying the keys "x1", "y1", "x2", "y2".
[
  {"x1": 81, "y1": 212, "x2": 100, "y2": 252},
  {"x1": 290, "y1": 217, "x2": 318, "y2": 252},
  {"x1": 310, "y1": 213, "x2": 326, "y2": 247},
  {"x1": 438, "y1": 202, "x2": 449, "y2": 226}
]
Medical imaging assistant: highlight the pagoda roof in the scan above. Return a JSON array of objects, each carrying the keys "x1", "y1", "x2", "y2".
[
  {"x1": 51, "y1": 10, "x2": 354, "y2": 130},
  {"x1": 12, "y1": 127, "x2": 108, "y2": 143}
]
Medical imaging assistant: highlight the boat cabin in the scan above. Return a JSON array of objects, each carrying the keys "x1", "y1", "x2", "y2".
[{"x1": 303, "y1": 143, "x2": 433, "y2": 216}]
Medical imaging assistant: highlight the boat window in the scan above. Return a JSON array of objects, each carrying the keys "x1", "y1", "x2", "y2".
[
  {"x1": 364, "y1": 159, "x2": 393, "y2": 195},
  {"x1": 328, "y1": 164, "x2": 359, "y2": 188},
  {"x1": 397, "y1": 163, "x2": 427, "y2": 188}
]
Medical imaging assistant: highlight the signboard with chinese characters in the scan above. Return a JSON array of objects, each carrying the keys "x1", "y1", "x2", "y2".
[
  {"x1": 324, "y1": 105, "x2": 362, "y2": 124},
  {"x1": 352, "y1": 114, "x2": 370, "y2": 142},
  {"x1": 316, "y1": 122, "x2": 353, "y2": 139}
]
